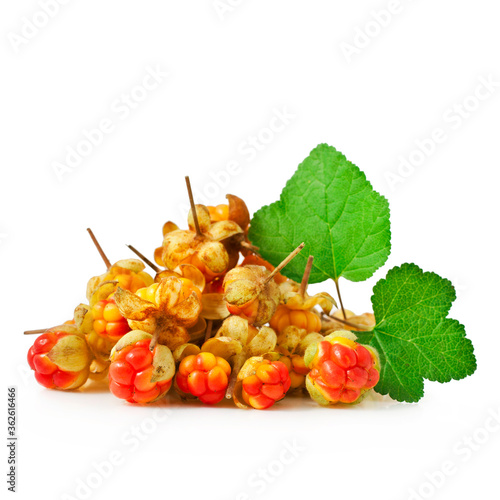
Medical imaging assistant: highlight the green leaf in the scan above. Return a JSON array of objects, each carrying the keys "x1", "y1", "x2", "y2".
[
  {"x1": 357, "y1": 263, "x2": 476, "y2": 403},
  {"x1": 248, "y1": 143, "x2": 391, "y2": 283}
]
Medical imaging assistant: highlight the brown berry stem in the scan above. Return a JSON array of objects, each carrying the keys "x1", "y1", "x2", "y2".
[
  {"x1": 263, "y1": 242, "x2": 305, "y2": 285},
  {"x1": 185, "y1": 176, "x2": 202, "y2": 238},
  {"x1": 241, "y1": 241, "x2": 260, "y2": 254},
  {"x1": 299, "y1": 255, "x2": 314, "y2": 298},
  {"x1": 127, "y1": 244, "x2": 160, "y2": 273},
  {"x1": 322, "y1": 313, "x2": 370, "y2": 331},
  {"x1": 87, "y1": 228, "x2": 111, "y2": 269},
  {"x1": 24, "y1": 329, "x2": 49, "y2": 335},
  {"x1": 204, "y1": 320, "x2": 213, "y2": 343},
  {"x1": 225, "y1": 354, "x2": 245, "y2": 400},
  {"x1": 334, "y1": 279, "x2": 346, "y2": 320},
  {"x1": 149, "y1": 330, "x2": 159, "y2": 352}
]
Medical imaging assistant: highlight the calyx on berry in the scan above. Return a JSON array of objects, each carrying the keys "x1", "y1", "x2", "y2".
[
  {"x1": 27, "y1": 324, "x2": 93, "y2": 391},
  {"x1": 155, "y1": 203, "x2": 244, "y2": 281},
  {"x1": 233, "y1": 357, "x2": 291, "y2": 409},
  {"x1": 114, "y1": 276, "x2": 202, "y2": 350},
  {"x1": 304, "y1": 330, "x2": 380, "y2": 405},
  {"x1": 109, "y1": 330, "x2": 175, "y2": 404},
  {"x1": 223, "y1": 265, "x2": 280, "y2": 326}
]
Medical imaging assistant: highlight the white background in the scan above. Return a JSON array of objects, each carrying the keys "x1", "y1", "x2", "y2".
[{"x1": 2, "y1": 1, "x2": 499, "y2": 499}]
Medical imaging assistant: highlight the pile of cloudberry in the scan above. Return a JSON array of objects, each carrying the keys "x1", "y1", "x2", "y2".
[{"x1": 25, "y1": 179, "x2": 379, "y2": 409}]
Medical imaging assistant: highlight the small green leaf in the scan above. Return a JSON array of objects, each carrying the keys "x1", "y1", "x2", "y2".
[
  {"x1": 248, "y1": 143, "x2": 391, "y2": 283},
  {"x1": 357, "y1": 263, "x2": 476, "y2": 403}
]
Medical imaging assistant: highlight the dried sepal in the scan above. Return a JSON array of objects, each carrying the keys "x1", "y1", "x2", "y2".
[
  {"x1": 110, "y1": 330, "x2": 152, "y2": 359},
  {"x1": 207, "y1": 196, "x2": 250, "y2": 267},
  {"x1": 213, "y1": 316, "x2": 276, "y2": 359},
  {"x1": 87, "y1": 361, "x2": 108, "y2": 377},
  {"x1": 127, "y1": 318, "x2": 156, "y2": 335},
  {"x1": 66, "y1": 371, "x2": 91, "y2": 391},
  {"x1": 207, "y1": 194, "x2": 250, "y2": 229},
  {"x1": 47, "y1": 335, "x2": 92, "y2": 373},
  {"x1": 323, "y1": 329, "x2": 358, "y2": 343},
  {"x1": 177, "y1": 264, "x2": 205, "y2": 291},
  {"x1": 162, "y1": 230, "x2": 229, "y2": 276},
  {"x1": 156, "y1": 277, "x2": 182, "y2": 310},
  {"x1": 201, "y1": 293, "x2": 231, "y2": 320},
  {"x1": 155, "y1": 222, "x2": 180, "y2": 266},
  {"x1": 223, "y1": 266, "x2": 259, "y2": 290},
  {"x1": 276, "y1": 326, "x2": 307, "y2": 354},
  {"x1": 156, "y1": 324, "x2": 191, "y2": 350},
  {"x1": 155, "y1": 269, "x2": 178, "y2": 283},
  {"x1": 205, "y1": 220, "x2": 243, "y2": 242},
  {"x1": 224, "y1": 277, "x2": 260, "y2": 306},
  {"x1": 46, "y1": 323, "x2": 81, "y2": 336},
  {"x1": 275, "y1": 326, "x2": 324, "y2": 356},
  {"x1": 286, "y1": 291, "x2": 337, "y2": 314},
  {"x1": 113, "y1": 259, "x2": 146, "y2": 274},
  {"x1": 114, "y1": 287, "x2": 157, "y2": 321},
  {"x1": 89, "y1": 281, "x2": 118, "y2": 308},
  {"x1": 151, "y1": 344, "x2": 176, "y2": 383},
  {"x1": 73, "y1": 304, "x2": 92, "y2": 331},
  {"x1": 161, "y1": 230, "x2": 196, "y2": 268},
  {"x1": 202, "y1": 336, "x2": 243, "y2": 360},
  {"x1": 86, "y1": 276, "x2": 102, "y2": 303},
  {"x1": 188, "y1": 205, "x2": 211, "y2": 233},
  {"x1": 296, "y1": 332, "x2": 324, "y2": 356},
  {"x1": 173, "y1": 343, "x2": 201, "y2": 363},
  {"x1": 278, "y1": 280, "x2": 301, "y2": 300},
  {"x1": 305, "y1": 375, "x2": 330, "y2": 406},
  {"x1": 227, "y1": 194, "x2": 250, "y2": 231},
  {"x1": 163, "y1": 221, "x2": 179, "y2": 236},
  {"x1": 187, "y1": 317, "x2": 207, "y2": 344},
  {"x1": 278, "y1": 277, "x2": 336, "y2": 313},
  {"x1": 216, "y1": 315, "x2": 249, "y2": 345},
  {"x1": 73, "y1": 305, "x2": 101, "y2": 364},
  {"x1": 114, "y1": 276, "x2": 202, "y2": 351},
  {"x1": 89, "y1": 359, "x2": 109, "y2": 377},
  {"x1": 262, "y1": 351, "x2": 282, "y2": 362},
  {"x1": 246, "y1": 326, "x2": 277, "y2": 357},
  {"x1": 154, "y1": 247, "x2": 164, "y2": 267},
  {"x1": 196, "y1": 240, "x2": 229, "y2": 273},
  {"x1": 168, "y1": 293, "x2": 202, "y2": 327}
]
